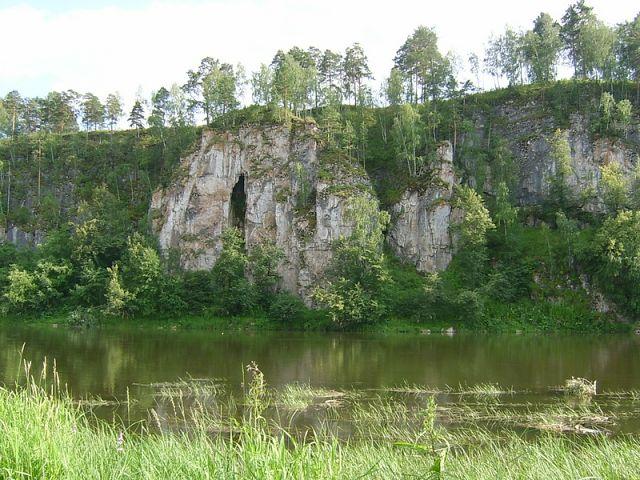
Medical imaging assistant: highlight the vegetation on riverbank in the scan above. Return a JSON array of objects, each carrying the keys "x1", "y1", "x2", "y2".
[{"x1": 2, "y1": 368, "x2": 640, "y2": 479}]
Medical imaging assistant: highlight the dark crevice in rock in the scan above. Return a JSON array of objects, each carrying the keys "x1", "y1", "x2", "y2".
[{"x1": 229, "y1": 174, "x2": 246, "y2": 233}]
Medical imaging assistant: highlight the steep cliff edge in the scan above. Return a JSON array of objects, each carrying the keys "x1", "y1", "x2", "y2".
[
  {"x1": 2, "y1": 85, "x2": 638, "y2": 311},
  {"x1": 387, "y1": 142, "x2": 461, "y2": 273},
  {"x1": 150, "y1": 122, "x2": 376, "y2": 299}
]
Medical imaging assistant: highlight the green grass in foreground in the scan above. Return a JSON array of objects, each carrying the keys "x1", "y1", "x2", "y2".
[{"x1": 2, "y1": 380, "x2": 640, "y2": 479}]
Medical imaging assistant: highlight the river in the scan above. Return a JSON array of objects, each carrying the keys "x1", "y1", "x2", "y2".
[{"x1": 1, "y1": 324, "x2": 639, "y2": 434}]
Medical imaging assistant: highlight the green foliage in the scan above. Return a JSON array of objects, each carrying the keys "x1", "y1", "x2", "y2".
[
  {"x1": 72, "y1": 185, "x2": 131, "y2": 269},
  {"x1": 629, "y1": 163, "x2": 640, "y2": 210},
  {"x1": 555, "y1": 211, "x2": 579, "y2": 269},
  {"x1": 597, "y1": 93, "x2": 634, "y2": 136},
  {"x1": 494, "y1": 182, "x2": 518, "y2": 238},
  {"x1": 600, "y1": 162, "x2": 629, "y2": 213},
  {"x1": 385, "y1": 68, "x2": 404, "y2": 105},
  {"x1": 616, "y1": 99, "x2": 633, "y2": 130},
  {"x1": 393, "y1": 26, "x2": 453, "y2": 103},
  {"x1": 342, "y1": 43, "x2": 372, "y2": 106},
  {"x1": 451, "y1": 186, "x2": 495, "y2": 288},
  {"x1": 80, "y1": 93, "x2": 105, "y2": 131},
  {"x1": 3, "y1": 267, "x2": 38, "y2": 312},
  {"x1": 599, "y1": 92, "x2": 616, "y2": 131},
  {"x1": 549, "y1": 129, "x2": 574, "y2": 211},
  {"x1": 149, "y1": 87, "x2": 170, "y2": 130},
  {"x1": 560, "y1": 1, "x2": 616, "y2": 79},
  {"x1": 453, "y1": 185, "x2": 495, "y2": 248},
  {"x1": 104, "y1": 264, "x2": 132, "y2": 316},
  {"x1": 313, "y1": 280, "x2": 382, "y2": 328},
  {"x1": 179, "y1": 271, "x2": 216, "y2": 312},
  {"x1": 391, "y1": 104, "x2": 424, "y2": 177},
  {"x1": 313, "y1": 195, "x2": 390, "y2": 327},
  {"x1": 128, "y1": 101, "x2": 145, "y2": 130},
  {"x1": 485, "y1": 257, "x2": 532, "y2": 303},
  {"x1": 116, "y1": 234, "x2": 164, "y2": 316},
  {"x1": 211, "y1": 228, "x2": 255, "y2": 315},
  {"x1": 183, "y1": 58, "x2": 243, "y2": 124},
  {"x1": 484, "y1": 28, "x2": 526, "y2": 88},
  {"x1": 104, "y1": 93, "x2": 123, "y2": 131},
  {"x1": 523, "y1": 13, "x2": 563, "y2": 83},
  {"x1": 590, "y1": 210, "x2": 640, "y2": 317},
  {"x1": 2, "y1": 73, "x2": 639, "y2": 331},
  {"x1": 3, "y1": 261, "x2": 71, "y2": 313},
  {"x1": 268, "y1": 292, "x2": 307, "y2": 325},
  {"x1": 248, "y1": 241, "x2": 285, "y2": 307},
  {"x1": 618, "y1": 13, "x2": 640, "y2": 82}
]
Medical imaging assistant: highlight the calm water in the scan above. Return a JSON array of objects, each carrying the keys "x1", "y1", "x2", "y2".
[{"x1": 1, "y1": 323, "x2": 640, "y2": 434}]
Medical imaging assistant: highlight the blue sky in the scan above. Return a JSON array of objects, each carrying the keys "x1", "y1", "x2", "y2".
[{"x1": 1, "y1": 0, "x2": 638, "y2": 111}]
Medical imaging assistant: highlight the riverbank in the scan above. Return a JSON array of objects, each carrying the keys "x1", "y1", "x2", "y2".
[
  {"x1": 0, "y1": 307, "x2": 633, "y2": 335},
  {"x1": 0, "y1": 309, "x2": 638, "y2": 335},
  {"x1": 1, "y1": 381, "x2": 639, "y2": 479}
]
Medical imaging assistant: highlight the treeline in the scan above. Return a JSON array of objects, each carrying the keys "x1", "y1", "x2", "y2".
[
  {"x1": 479, "y1": 2, "x2": 640, "y2": 88},
  {"x1": 1, "y1": 2, "x2": 638, "y2": 138}
]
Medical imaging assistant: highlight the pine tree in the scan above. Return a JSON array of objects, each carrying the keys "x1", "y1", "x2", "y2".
[
  {"x1": 343, "y1": 43, "x2": 372, "y2": 106},
  {"x1": 81, "y1": 93, "x2": 104, "y2": 131},
  {"x1": 128, "y1": 100, "x2": 145, "y2": 135},
  {"x1": 105, "y1": 93, "x2": 123, "y2": 131}
]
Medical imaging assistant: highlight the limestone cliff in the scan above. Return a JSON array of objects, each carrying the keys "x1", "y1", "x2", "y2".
[
  {"x1": 460, "y1": 102, "x2": 640, "y2": 211},
  {"x1": 387, "y1": 142, "x2": 461, "y2": 273},
  {"x1": 0, "y1": 225, "x2": 43, "y2": 247},
  {"x1": 150, "y1": 122, "x2": 375, "y2": 299}
]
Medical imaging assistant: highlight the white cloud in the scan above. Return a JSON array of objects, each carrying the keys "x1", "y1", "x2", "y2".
[{"x1": 1, "y1": 0, "x2": 638, "y2": 110}]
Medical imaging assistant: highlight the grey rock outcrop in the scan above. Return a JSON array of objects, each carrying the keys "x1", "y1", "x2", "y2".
[
  {"x1": 460, "y1": 102, "x2": 639, "y2": 211},
  {"x1": 518, "y1": 115, "x2": 637, "y2": 211},
  {"x1": 387, "y1": 142, "x2": 461, "y2": 273},
  {"x1": 150, "y1": 122, "x2": 375, "y2": 299},
  {"x1": 0, "y1": 224, "x2": 43, "y2": 247}
]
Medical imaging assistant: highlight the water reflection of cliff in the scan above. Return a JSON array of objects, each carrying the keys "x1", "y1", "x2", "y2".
[{"x1": 0, "y1": 326, "x2": 638, "y2": 403}]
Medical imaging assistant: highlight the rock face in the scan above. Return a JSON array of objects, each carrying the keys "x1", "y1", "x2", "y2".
[
  {"x1": 518, "y1": 115, "x2": 638, "y2": 211},
  {"x1": 0, "y1": 225, "x2": 43, "y2": 247},
  {"x1": 460, "y1": 103, "x2": 639, "y2": 211},
  {"x1": 387, "y1": 142, "x2": 461, "y2": 273},
  {"x1": 150, "y1": 122, "x2": 374, "y2": 299}
]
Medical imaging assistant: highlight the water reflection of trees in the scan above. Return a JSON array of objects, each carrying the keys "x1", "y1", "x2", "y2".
[{"x1": 0, "y1": 327, "x2": 638, "y2": 406}]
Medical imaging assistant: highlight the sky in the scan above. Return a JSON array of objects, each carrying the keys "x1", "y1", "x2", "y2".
[{"x1": 0, "y1": 0, "x2": 638, "y2": 110}]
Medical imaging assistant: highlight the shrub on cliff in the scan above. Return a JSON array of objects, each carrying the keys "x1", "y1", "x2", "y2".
[
  {"x1": 248, "y1": 240, "x2": 285, "y2": 308},
  {"x1": 313, "y1": 196, "x2": 390, "y2": 327},
  {"x1": 211, "y1": 228, "x2": 256, "y2": 315}
]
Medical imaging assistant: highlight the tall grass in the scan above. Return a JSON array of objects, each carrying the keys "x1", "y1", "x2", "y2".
[{"x1": 1, "y1": 380, "x2": 640, "y2": 479}]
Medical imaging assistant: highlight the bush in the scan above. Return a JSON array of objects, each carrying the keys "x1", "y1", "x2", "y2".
[
  {"x1": 2, "y1": 261, "x2": 72, "y2": 313},
  {"x1": 268, "y1": 292, "x2": 307, "y2": 325},
  {"x1": 314, "y1": 279, "x2": 384, "y2": 327},
  {"x1": 589, "y1": 210, "x2": 640, "y2": 317},
  {"x1": 211, "y1": 228, "x2": 256, "y2": 315},
  {"x1": 312, "y1": 195, "x2": 390, "y2": 327},
  {"x1": 248, "y1": 241, "x2": 284, "y2": 308},
  {"x1": 179, "y1": 270, "x2": 216, "y2": 312}
]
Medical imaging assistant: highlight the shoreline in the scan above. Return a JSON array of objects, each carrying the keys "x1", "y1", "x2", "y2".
[{"x1": 0, "y1": 312, "x2": 633, "y2": 335}]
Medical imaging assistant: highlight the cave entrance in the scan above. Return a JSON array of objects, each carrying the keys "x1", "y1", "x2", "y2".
[{"x1": 229, "y1": 174, "x2": 246, "y2": 232}]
